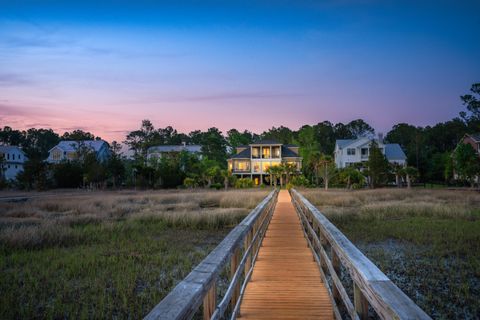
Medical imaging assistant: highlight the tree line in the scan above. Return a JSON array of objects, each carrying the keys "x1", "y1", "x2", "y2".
[{"x1": 0, "y1": 83, "x2": 479, "y2": 190}]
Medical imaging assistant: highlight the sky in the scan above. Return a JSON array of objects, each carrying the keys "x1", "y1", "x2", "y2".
[{"x1": 1, "y1": 0, "x2": 479, "y2": 142}]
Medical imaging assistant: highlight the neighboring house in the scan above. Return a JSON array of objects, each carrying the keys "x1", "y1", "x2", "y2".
[
  {"x1": 227, "y1": 140, "x2": 302, "y2": 185},
  {"x1": 453, "y1": 133, "x2": 480, "y2": 182},
  {"x1": 147, "y1": 143, "x2": 202, "y2": 162},
  {"x1": 458, "y1": 133, "x2": 480, "y2": 156},
  {"x1": 334, "y1": 137, "x2": 406, "y2": 168},
  {"x1": 0, "y1": 145, "x2": 28, "y2": 181},
  {"x1": 46, "y1": 140, "x2": 110, "y2": 163}
]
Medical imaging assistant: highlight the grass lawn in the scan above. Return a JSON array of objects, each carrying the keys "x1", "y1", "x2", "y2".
[
  {"x1": 0, "y1": 189, "x2": 270, "y2": 319},
  {"x1": 301, "y1": 188, "x2": 480, "y2": 319}
]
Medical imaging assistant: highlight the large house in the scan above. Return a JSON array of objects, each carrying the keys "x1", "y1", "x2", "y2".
[
  {"x1": 46, "y1": 140, "x2": 110, "y2": 163},
  {"x1": 0, "y1": 145, "x2": 28, "y2": 181},
  {"x1": 147, "y1": 143, "x2": 202, "y2": 162},
  {"x1": 227, "y1": 140, "x2": 302, "y2": 185},
  {"x1": 334, "y1": 137, "x2": 406, "y2": 168}
]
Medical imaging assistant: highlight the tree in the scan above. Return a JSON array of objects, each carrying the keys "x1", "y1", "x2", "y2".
[
  {"x1": 261, "y1": 126, "x2": 294, "y2": 144},
  {"x1": 107, "y1": 141, "x2": 126, "y2": 188},
  {"x1": 226, "y1": 129, "x2": 257, "y2": 152},
  {"x1": 317, "y1": 155, "x2": 336, "y2": 190},
  {"x1": 453, "y1": 143, "x2": 480, "y2": 188},
  {"x1": 459, "y1": 83, "x2": 480, "y2": 127},
  {"x1": 16, "y1": 158, "x2": 50, "y2": 190},
  {"x1": 404, "y1": 167, "x2": 419, "y2": 189},
  {"x1": 365, "y1": 141, "x2": 389, "y2": 188},
  {"x1": 266, "y1": 165, "x2": 282, "y2": 187},
  {"x1": 283, "y1": 162, "x2": 298, "y2": 185},
  {"x1": 52, "y1": 160, "x2": 83, "y2": 188},
  {"x1": 296, "y1": 125, "x2": 320, "y2": 182},
  {"x1": 345, "y1": 119, "x2": 375, "y2": 138},
  {"x1": 339, "y1": 166, "x2": 365, "y2": 189},
  {"x1": 199, "y1": 128, "x2": 228, "y2": 165},
  {"x1": 61, "y1": 130, "x2": 97, "y2": 141},
  {"x1": 391, "y1": 163, "x2": 405, "y2": 188},
  {"x1": 124, "y1": 119, "x2": 156, "y2": 159}
]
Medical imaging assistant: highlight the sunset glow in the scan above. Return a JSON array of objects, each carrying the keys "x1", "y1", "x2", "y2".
[{"x1": 1, "y1": 1, "x2": 479, "y2": 142}]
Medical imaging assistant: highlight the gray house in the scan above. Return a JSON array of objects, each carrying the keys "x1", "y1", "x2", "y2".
[{"x1": 47, "y1": 140, "x2": 110, "y2": 163}]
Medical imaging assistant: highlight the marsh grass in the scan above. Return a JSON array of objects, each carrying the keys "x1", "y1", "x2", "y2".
[
  {"x1": 301, "y1": 188, "x2": 480, "y2": 319},
  {"x1": 0, "y1": 189, "x2": 270, "y2": 319}
]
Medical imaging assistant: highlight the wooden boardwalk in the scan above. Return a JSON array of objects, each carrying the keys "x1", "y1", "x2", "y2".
[{"x1": 239, "y1": 190, "x2": 333, "y2": 319}]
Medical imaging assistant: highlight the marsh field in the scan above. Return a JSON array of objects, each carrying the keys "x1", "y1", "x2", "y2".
[
  {"x1": 0, "y1": 189, "x2": 270, "y2": 319},
  {"x1": 301, "y1": 188, "x2": 480, "y2": 319}
]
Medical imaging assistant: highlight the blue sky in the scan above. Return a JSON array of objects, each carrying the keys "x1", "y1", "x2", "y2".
[{"x1": 1, "y1": 0, "x2": 479, "y2": 141}]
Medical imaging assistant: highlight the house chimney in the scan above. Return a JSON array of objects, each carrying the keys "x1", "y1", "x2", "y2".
[{"x1": 378, "y1": 132, "x2": 384, "y2": 143}]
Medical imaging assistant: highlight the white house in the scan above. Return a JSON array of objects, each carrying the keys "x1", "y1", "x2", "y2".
[
  {"x1": 47, "y1": 140, "x2": 110, "y2": 163},
  {"x1": 334, "y1": 137, "x2": 406, "y2": 168},
  {"x1": 0, "y1": 145, "x2": 28, "y2": 181},
  {"x1": 147, "y1": 143, "x2": 202, "y2": 162}
]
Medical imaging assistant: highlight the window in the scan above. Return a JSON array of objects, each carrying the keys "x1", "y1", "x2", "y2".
[
  {"x1": 12, "y1": 154, "x2": 15, "y2": 160},
  {"x1": 262, "y1": 162, "x2": 270, "y2": 172},
  {"x1": 52, "y1": 149, "x2": 62, "y2": 161},
  {"x1": 252, "y1": 147, "x2": 260, "y2": 159},
  {"x1": 262, "y1": 147, "x2": 270, "y2": 159},
  {"x1": 347, "y1": 148, "x2": 355, "y2": 155},
  {"x1": 15, "y1": 165, "x2": 18, "y2": 169},
  {"x1": 7, "y1": 153, "x2": 10, "y2": 160},
  {"x1": 235, "y1": 161, "x2": 250, "y2": 171},
  {"x1": 253, "y1": 162, "x2": 261, "y2": 173},
  {"x1": 361, "y1": 148, "x2": 368, "y2": 156},
  {"x1": 272, "y1": 146, "x2": 280, "y2": 158}
]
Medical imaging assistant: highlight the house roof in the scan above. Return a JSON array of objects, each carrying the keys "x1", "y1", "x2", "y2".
[
  {"x1": 284, "y1": 144, "x2": 299, "y2": 148},
  {"x1": 336, "y1": 139, "x2": 356, "y2": 149},
  {"x1": 468, "y1": 133, "x2": 480, "y2": 142},
  {"x1": 230, "y1": 148, "x2": 251, "y2": 159},
  {"x1": 251, "y1": 139, "x2": 282, "y2": 145},
  {"x1": 148, "y1": 145, "x2": 202, "y2": 153},
  {"x1": 0, "y1": 145, "x2": 26, "y2": 155},
  {"x1": 50, "y1": 140, "x2": 108, "y2": 153},
  {"x1": 385, "y1": 144, "x2": 407, "y2": 160},
  {"x1": 281, "y1": 145, "x2": 300, "y2": 158}
]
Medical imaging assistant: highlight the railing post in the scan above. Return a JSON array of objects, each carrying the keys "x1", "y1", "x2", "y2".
[
  {"x1": 244, "y1": 230, "x2": 252, "y2": 276},
  {"x1": 332, "y1": 250, "x2": 341, "y2": 303},
  {"x1": 230, "y1": 247, "x2": 241, "y2": 311},
  {"x1": 203, "y1": 283, "x2": 216, "y2": 320},
  {"x1": 354, "y1": 282, "x2": 369, "y2": 320}
]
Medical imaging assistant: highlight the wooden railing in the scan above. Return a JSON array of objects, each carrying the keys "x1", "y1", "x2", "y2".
[
  {"x1": 290, "y1": 189, "x2": 431, "y2": 320},
  {"x1": 144, "y1": 189, "x2": 278, "y2": 320}
]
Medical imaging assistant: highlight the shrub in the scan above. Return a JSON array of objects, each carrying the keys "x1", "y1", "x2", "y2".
[
  {"x1": 235, "y1": 178, "x2": 254, "y2": 189},
  {"x1": 183, "y1": 177, "x2": 197, "y2": 188},
  {"x1": 210, "y1": 183, "x2": 222, "y2": 190},
  {"x1": 290, "y1": 175, "x2": 310, "y2": 187}
]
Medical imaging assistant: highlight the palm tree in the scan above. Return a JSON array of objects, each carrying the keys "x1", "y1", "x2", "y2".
[
  {"x1": 391, "y1": 163, "x2": 405, "y2": 188},
  {"x1": 267, "y1": 165, "x2": 282, "y2": 187},
  {"x1": 318, "y1": 155, "x2": 336, "y2": 190},
  {"x1": 220, "y1": 169, "x2": 231, "y2": 190},
  {"x1": 404, "y1": 166, "x2": 418, "y2": 189},
  {"x1": 283, "y1": 162, "x2": 297, "y2": 185}
]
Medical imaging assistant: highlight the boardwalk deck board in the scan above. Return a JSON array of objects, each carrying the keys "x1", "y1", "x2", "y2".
[{"x1": 239, "y1": 190, "x2": 333, "y2": 320}]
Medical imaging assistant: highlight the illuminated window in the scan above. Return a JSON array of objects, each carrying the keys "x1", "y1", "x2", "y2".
[
  {"x1": 262, "y1": 162, "x2": 270, "y2": 172},
  {"x1": 262, "y1": 147, "x2": 270, "y2": 159},
  {"x1": 235, "y1": 161, "x2": 250, "y2": 171},
  {"x1": 272, "y1": 146, "x2": 280, "y2": 158},
  {"x1": 67, "y1": 152, "x2": 77, "y2": 160},
  {"x1": 252, "y1": 147, "x2": 260, "y2": 159},
  {"x1": 253, "y1": 162, "x2": 261, "y2": 173}
]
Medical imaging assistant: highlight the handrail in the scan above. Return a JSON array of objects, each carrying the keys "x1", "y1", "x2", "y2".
[
  {"x1": 144, "y1": 189, "x2": 278, "y2": 320},
  {"x1": 290, "y1": 189, "x2": 431, "y2": 320}
]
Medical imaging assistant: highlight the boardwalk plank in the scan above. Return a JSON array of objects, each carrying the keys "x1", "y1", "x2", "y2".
[{"x1": 239, "y1": 190, "x2": 333, "y2": 320}]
